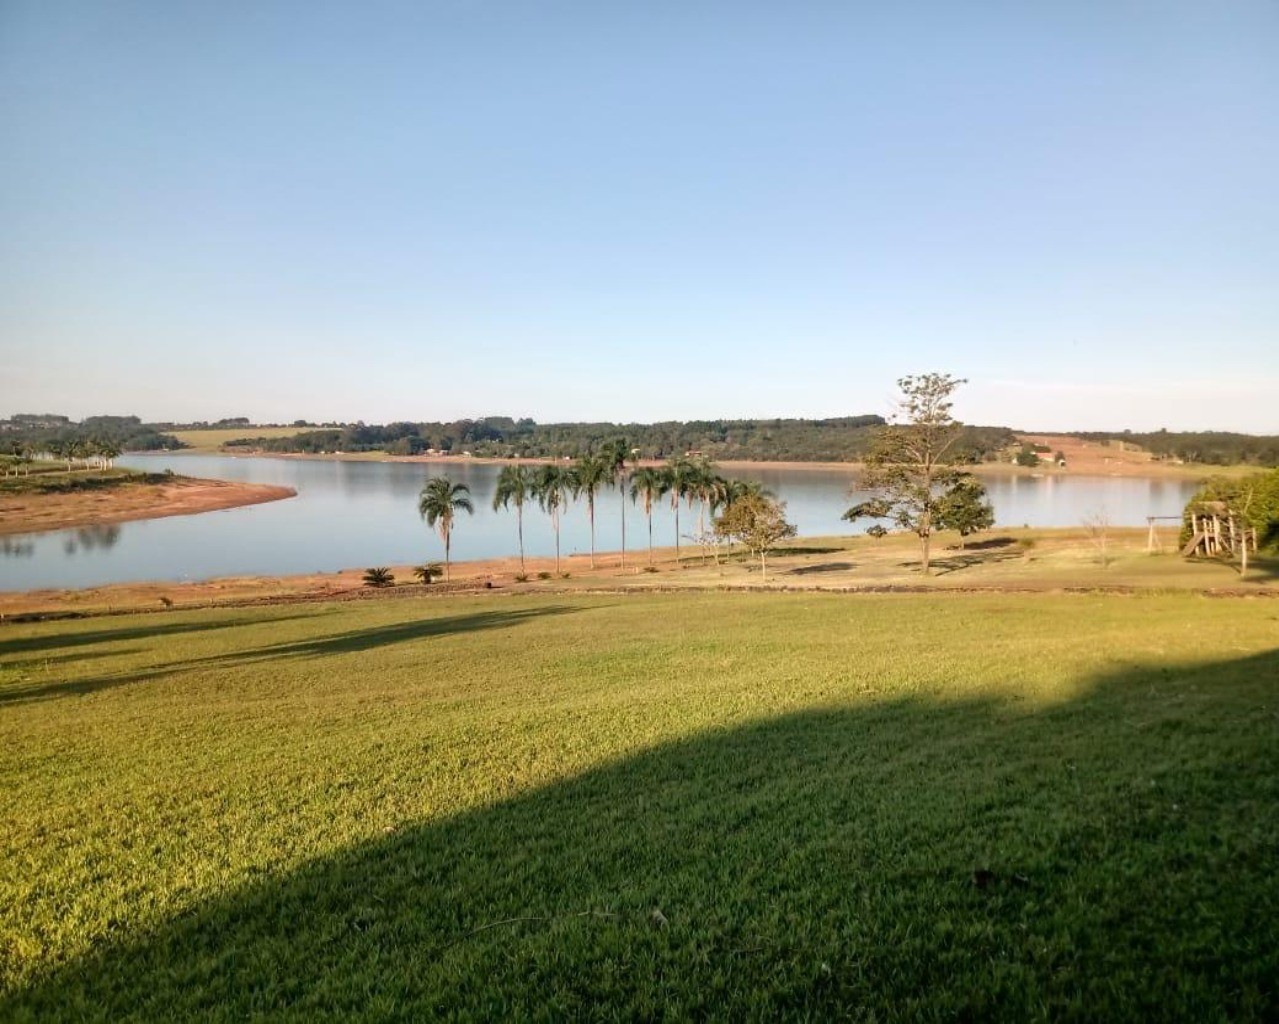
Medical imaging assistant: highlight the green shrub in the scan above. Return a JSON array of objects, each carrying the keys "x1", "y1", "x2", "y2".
[{"x1": 362, "y1": 567, "x2": 395, "y2": 588}]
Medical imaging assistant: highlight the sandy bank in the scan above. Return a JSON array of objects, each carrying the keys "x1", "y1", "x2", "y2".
[
  {"x1": 0, "y1": 477, "x2": 296, "y2": 538},
  {"x1": 157, "y1": 445, "x2": 1229, "y2": 482}
]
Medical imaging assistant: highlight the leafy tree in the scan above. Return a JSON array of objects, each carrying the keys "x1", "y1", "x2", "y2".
[
  {"x1": 417, "y1": 477, "x2": 474, "y2": 582},
  {"x1": 492, "y1": 464, "x2": 536, "y2": 575},
  {"x1": 570, "y1": 453, "x2": 611, "y2": 570},
  {"x1": 935, "y1": 476, "x2": 995, "y2": 548},
  {"x1": 842, "y1": 373, "x2": 974, "y2": 575},
  {"x1": 629, "y1": 466, "x2": 669, "y2": 567},
  {"x1": 1014, "y1": 445, "x2": 1041, "y2": 468},
  {"x1": 532, "y1": 463, "x2": 572, "y2": 574},
  {"x1": 713, "y1": 494, "x2": 797, "y2": 580}
]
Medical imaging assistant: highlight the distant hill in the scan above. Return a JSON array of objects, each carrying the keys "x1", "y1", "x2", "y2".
[
  {"x1": 219, "y1": 415, "x2": 1018, "y2": 464},
  {"x1": 1063, "y1": 430, "x2": 1279, "y2": 467}
]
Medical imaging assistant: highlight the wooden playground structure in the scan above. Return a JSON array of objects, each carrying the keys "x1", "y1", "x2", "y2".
[{"x1": 1176, "y1": 501, "x2": 1259, "y2": 574}]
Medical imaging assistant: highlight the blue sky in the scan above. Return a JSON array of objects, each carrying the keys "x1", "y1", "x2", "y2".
[{"x1": 2, "y1": 1, "x2": 1276, "y2": 431}]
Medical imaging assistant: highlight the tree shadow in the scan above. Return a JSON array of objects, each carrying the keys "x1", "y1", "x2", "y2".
[
  {"x1": 0, "y1": 614, "x2": 320, "y2": 659},
  {"x1": 183, "y1": 604, "x2": 587, "y2": 666},
  {"x1": 6, "y1": 649, "x2": 1278, "y2": 1018},
  {"x1": 0, "y1": 606, "x2": 588, "y2": 706},
  {"x1": 946, "y1": 536, "x2": 1017, "y2": 552},
  {"x1": 900, "y1": 551, "x2": 1022, "y2": 576},
  {"x1": 788, "y1": 561, "x2": 856, "y2": 576}
]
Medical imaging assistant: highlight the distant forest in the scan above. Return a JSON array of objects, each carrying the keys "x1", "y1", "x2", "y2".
[
  {"x1": 221, "y1": 416, "x2": 1018, "y2": 464},
  {"x1": 1069, "y1": 430, "x2": 1279, "y2": 467},
  {"x1": 4, "y1": 414, "x2": 1276, "y2": 468},
  {"x1": 0, "y1": 415, "x2": 182, "y2": 453}
]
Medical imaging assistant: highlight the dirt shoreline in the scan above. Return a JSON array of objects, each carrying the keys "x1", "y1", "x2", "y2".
[
  {"x1": 0, "y1": 477, "x2": 296, "y2": 538},
  {"x1": 152, "y1": 442, "x2": 1232, "y2": 482},
  {"x1": 4, "y1": 526, "x2": 1273, "y2": 621}
]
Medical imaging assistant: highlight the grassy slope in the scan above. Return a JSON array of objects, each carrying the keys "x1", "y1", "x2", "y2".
[
  {"x1": 169, "y1": 426, "x2": 304, "y2": 452},
  {"x1": 2, "y1": 593, "x2": 1277, "y2": 1019}
]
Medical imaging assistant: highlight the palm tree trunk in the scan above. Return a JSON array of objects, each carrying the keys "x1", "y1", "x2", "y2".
[
  {"x1": 517, "y1": 505, "x2": 525, "y2": 574},
  {"x1": 760, "y1": 549, "x2": 767, "y2": 580},
  {"x1": 588, "y1": 494, "x2": 596, "y2": 569},
  {"x1": 620, "y1": 485, "x2": 626, "y2": 569},
  {"x1": 647, "y1": 508, "x2": 654, "y2": 566},
  {"x1": 445, "y1": 529, "x2": 451, "y2": 582},
  {"x1": 674, "y1": 503, "x2": 681, "y2": 562},
  {"x1": 554, "y1": 509, "x2": 561, "y2": 574}
]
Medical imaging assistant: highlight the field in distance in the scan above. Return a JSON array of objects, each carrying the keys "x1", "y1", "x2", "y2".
[
  {"x1": 169, "y1": 426, "x2": 306, "y2": 452},
  {"x1": 2, "y1": 591, "x2": 1276, "y2": 1018}
]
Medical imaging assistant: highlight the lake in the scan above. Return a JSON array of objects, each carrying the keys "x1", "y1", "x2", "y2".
[{"x1": 0, "y1": 455, "x2": 1200, "y2": 591}]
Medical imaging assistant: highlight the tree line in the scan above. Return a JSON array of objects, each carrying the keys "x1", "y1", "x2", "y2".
[
  {"x1": 0, "y1": 415, "x2": 182, "y2": 460},
  {"x1": 223, "y1": 415, "x2": 1018, "y2": 464},
  {"x1": 1069, "y1": 429, "x2": 1279, "y2": 467},
  {"x1": 415, "y1": 376, "x2": 996, "y2": 582}
]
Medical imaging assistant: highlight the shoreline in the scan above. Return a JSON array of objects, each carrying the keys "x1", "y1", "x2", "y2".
[
  {"x1": 0, "y1": 477, "x2": 296, "y2": 538},
  {"x1": 4, "y1": 525, "x2": 1273, "y2": 620},
  {"x1": 145, "y1": 448, "x2": 1237, "y2": 482}
]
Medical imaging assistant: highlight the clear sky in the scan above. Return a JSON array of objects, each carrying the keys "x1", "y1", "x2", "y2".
[{"x1": 2, "y1": 1, "x2": 1276, "y2": 432}]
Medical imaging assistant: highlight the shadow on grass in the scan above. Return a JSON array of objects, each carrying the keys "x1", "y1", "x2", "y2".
[
  {"x1": 0, "y1": 606, "x2": 588, "y2": 706},
  {"x1": 0, "y1": 613, "x2": 319, "y2": 659},
  {"x1": 928, "y1": 551, "x2": 1024, "y2": 576},
  {"x1": 197, "y1": 604, "x2": 586, "y2": 665},
  {"x1": 946, "y1": 536, "x2": 1018, "y2": 552},
  {"x1": 788, "y1": 561, "x2": 855, "y2": 576},
  {"x1": 6, "y1": 649, "x2": 1278, "y2": 1019}
]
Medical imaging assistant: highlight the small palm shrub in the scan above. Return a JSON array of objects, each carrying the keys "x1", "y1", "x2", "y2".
[
  {"x1": 537, "y1": 571, "x2": 552, "y2": 580},
  {"x1": 413, "y1": 564, "x2": 443, "y2": 585},
  {"x1": 513, "y1": 573, "x2": 529, "y2": 582},
  {"x1": 363, "y1": 567, "x2": 395, "y2": 588}
]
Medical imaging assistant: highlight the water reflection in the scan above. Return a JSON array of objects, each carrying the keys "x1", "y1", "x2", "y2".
[
  {"x1": 1, "y1": 538, "x2": 35, "y2": 558},
  {"x1": 60, "y1": 524, "x2": 122, "y2": 555},
  {"x1": 0, "y1": 455, "x2": 1202, "y2": 592}
]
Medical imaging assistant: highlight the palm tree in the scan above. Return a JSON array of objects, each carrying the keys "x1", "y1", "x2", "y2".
[
  {"x1": 685, "y1": 458, "x2": 721, "y2": 563},
  {"x1": 492, "y1": 464, "x2": 535, "y2": 575},
  {"x1": 601, "y1": 438, "x2": 630, "y2": 569},
  {"x1": 629, "y1": 466, "x2": 669, "y2": 567},
  {"x1": 722, "y1": 477, "x2": 772, "y2": 506},
  {"x1": 532, "y1": 463, "x2": 571, "y2": 574},
  {"x1": 663, "y1": 457, "x2": 699, "y2": 562},
  {"x1": 417, "y1": 476, "x2": 474, "y2": 582},
  {"x1": 570, "y1": 453, "x2": 611, "y2": 570}
]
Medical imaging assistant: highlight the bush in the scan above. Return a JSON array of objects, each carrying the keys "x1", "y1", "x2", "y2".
[
  {"x1": 513, "y1": 573, "x2": 529, "y2": 583},
  {"x1": 537, "y1": 571, "x2": 552, "y2": 580},
  {"x1": 363, "y1": 567, "x2": 394, "y2": 588}
]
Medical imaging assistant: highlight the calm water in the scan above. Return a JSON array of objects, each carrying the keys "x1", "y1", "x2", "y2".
[{"x1": 0, "y1": 455, "x2": 1199, "y2": 591}]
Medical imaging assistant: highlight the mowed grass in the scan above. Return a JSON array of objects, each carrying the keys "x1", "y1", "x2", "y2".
[{"x1": 2, "y1": 592, "x2": 1277, "y2": 1020}]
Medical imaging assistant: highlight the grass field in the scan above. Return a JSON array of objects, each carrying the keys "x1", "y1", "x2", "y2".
[
  {"x1": 2, "y1": 592, "x2": 1277, "y2": 1019},
  {"x1": 170, "y1": 426, "x2": 305, "y2": 452}
]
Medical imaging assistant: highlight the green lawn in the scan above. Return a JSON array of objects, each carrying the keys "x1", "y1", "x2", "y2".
[{"x1": 2, "y1": 592, "x2": 1277, "y2": 1019}]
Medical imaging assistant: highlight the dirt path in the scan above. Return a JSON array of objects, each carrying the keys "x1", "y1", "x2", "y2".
[{"x1": 0, "y1": 477, "x2": 296, "y2": 538}]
